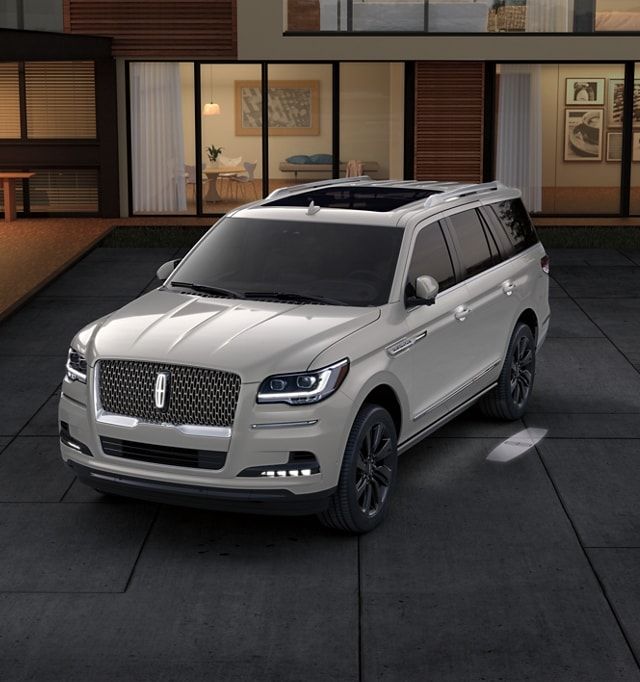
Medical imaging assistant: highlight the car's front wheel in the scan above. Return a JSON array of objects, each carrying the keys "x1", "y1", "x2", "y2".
[
  {"x1": 479, "y1": 321, "x2": 536, "y2": 421},
  {"x1": 318, "y1": 403, "x2": 398, "y2": 534}
]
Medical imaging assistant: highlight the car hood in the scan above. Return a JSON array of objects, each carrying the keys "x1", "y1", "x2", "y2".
[{"x1": 84, "y1": 289, "x2": 380, "y2": 382}]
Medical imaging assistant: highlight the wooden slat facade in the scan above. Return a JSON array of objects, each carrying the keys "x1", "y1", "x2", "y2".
[
  {"x1": 415, "y1": 62, "x2": 485, "y2": 183},
  {"x1": 63, "y1": 0, "x2": 237, "y2": 58}
]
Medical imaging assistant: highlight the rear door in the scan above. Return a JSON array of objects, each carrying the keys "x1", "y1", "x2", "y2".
[{"x1": 442, "y1": 206, "x2": 519, "y2": 384}]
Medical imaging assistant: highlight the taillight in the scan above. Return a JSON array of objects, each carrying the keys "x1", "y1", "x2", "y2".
[{"x1": 540, "y1": 254, "x2": 550, "y2": 274}]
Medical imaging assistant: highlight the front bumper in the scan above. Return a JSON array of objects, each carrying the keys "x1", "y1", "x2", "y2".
[
  {"x1": 59, "y1": 369, "x2": 353, "y2": 513},
  {"x1": 65, "y1": 459, "x2": 335, "y2": 515}
]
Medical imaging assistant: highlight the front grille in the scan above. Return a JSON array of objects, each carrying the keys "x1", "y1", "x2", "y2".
[
  {"x1": 98, "y1": 360, "x2": 241, "y2": 427},
  {"x1": 100, "y1": 436, "x2": 226, "y2": 470}
]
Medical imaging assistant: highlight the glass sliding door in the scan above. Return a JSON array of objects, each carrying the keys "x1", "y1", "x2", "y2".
[
  {"x1": 266, "y1": 64, "x2": 333, "y2": 193},
  {"x1": 200, "y1": 64, "x2": 263, "y2": 215},
  {"x1": 130, "y1": 62, "x2": 195, "y2": 215},
  {"x1": 496, "y1": 63, "x2": 624, "y2": 214},
  {"x1": 339, "y1": 63, "x2": 404, "y2": 182}
]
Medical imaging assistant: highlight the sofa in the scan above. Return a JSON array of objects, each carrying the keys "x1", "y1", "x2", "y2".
[{"x1": 279, "y1": 158, "x2": 380, "y2": 180}]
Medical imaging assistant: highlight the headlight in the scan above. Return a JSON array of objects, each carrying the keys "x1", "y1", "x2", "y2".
[
  {"x1": 66, "y1": 347, "x2": 87, "y2": 383},
  {"x1": 257, "y1": 359, "x2": 349, "y2": 405}
]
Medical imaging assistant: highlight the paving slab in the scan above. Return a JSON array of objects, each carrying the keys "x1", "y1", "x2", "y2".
[
  {"x1": 0, "y1": 437, "x2": 73, "y2": 502},
  {"x1": 38, "y1": 260, "x2": 159, "y2": 298},
  {"x1": 0, "y1": 437, "x2": 9, "y2": 455},
  {"x1": 528, "y1": 338, "x2": 640, "y2": 413},
  {"x1": 546, "y1": 297, "x2": 603, "y2": 338},
  {"x1": 547, "y1": 248, "x2": 636, "y2": 267},
  {"x1": 0, "y1": 356, "x2": 64, "y2": 436},
  {"x1": 0, "y1": 297, "x2": 130, "y2": 356},
  {"x1": 621, "y1": 250, "x2": 640, "y2": 266},
  {"x1": 360, "y1": 437, "x2": 639, "y2": 681},
  {"x1": 81, "y1": 247, "x2": 181, "y2": 263},
  {"x1": 524, "y1": 412, "x2": 640, "y2": 439},
  {"x1": 548, "y1": 276, "x2": 569, "y2": 298},
  {"x1": 20, "y1": 392, "x2": 60, "y2": 436},
  {"x1": 577, "y1": 298, "x2": 640, "y2": 367},
  {"x1": 0, "y1": 581, "x2": 357, "y2": 682},
  {"x1": 0, "y1": 507, "x2": 358, "y2": 681},
  {"x1": 537, "y1": 438, "x2": 640, "y2": 548},
  {"x1": 589, "y1": 548, "x2": 640, "y2": 664},
  {"x1": 0, "y1": 503, "x2": 155, "y2": 592},
  {"x1": 432, "y1": 409, "x2": 526, "y2": 438},
  {"x1": 551, "y1": 266, "x2": 640, "y2": 298},
  {"x1": 63, "y1": 477, "x2": 118, "y2": 503}
]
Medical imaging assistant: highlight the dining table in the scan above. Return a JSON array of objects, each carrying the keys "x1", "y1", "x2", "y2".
[
  {"x1": 1, "y1": 172, "x2": 35, "y2": 222},
  {"x1": 203, "y1": 165, "x2": 246, "y2": 203}
]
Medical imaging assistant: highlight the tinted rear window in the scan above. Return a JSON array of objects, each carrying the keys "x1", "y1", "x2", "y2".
[{"x1": 490, "y1": 199, "x2": 539, "y2": 255}]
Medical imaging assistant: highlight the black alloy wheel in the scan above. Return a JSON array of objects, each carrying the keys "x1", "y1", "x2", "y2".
[
  {"x1": 510, "y1": 333, "x2": 534, "y2": 407},
  {"x1": 355, "y1": 421, "x2": 394, "y2": 517},
  {"x1": 479, "y1": 322, "x2": 537, "y2": 421},
  {"x1": 318, "y1": 403, "x2": 398, "y2": 533}
]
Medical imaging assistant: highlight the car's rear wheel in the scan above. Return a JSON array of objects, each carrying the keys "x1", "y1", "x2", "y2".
[
  {"x1": 479, "y1": 322, "x2": 536, "y2": 421},
  {"x1": 318, "y1": 404, "x2": 398, "y2": 534}
]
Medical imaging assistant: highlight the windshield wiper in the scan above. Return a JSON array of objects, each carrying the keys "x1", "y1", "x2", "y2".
[
  {"x1": 244, "y1": 291, "x2": 347, "y2": 306},
  {"x1": 170, "y1": 281, "x2": 244, "y2": 299}
]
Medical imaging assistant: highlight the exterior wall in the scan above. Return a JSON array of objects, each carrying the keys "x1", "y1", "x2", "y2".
[
  {"x1": 63, "y1": 0, "x2": 237, "y2": 58},
  {"x1": 237, "y1": 0, "x2": 640, "y2": 62},
  {"x1": 415, "y1": 62, "x2": 485, "y2": 183}
]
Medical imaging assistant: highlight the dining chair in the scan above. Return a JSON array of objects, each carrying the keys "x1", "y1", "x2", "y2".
[{"x1": 228, "y1": 161, "x2": 258, "y2": 202}]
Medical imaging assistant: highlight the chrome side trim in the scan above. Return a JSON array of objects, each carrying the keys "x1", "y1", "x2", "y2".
[
  {"x1": 386, "y1": 330, "x2": 427, "y2": 357},
  {"x1": 412, "y1": 359, "x2": 501, "y2": 421},
  {"x1": 251, "y1": 420, "x2": 319, "y2": 430},
  {"x1": 399, "y1": 383, "x2": 497, "y2": 455}
]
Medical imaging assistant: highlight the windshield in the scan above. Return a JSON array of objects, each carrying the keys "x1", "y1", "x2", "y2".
[{"x1": 170, "y1": 217, "x2": 404, "y2": 306}]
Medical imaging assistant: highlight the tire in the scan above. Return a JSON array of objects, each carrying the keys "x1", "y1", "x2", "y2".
[
  {"x1": 318, "y1": 404, "x2": 398, "y2": 534},
  {"x1": 479, "y1": 322, "x2": 536, "y2": 421}
]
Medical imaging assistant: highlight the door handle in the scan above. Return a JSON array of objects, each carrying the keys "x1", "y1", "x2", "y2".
[
  {"x1": 454, "y1": 306, "x2": 471, "y2": 322},
  {"x1": 502, "y1": 280, "x2": 516, "y2": 296}
]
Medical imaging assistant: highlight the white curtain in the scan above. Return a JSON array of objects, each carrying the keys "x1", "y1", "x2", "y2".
[
  {"x1": 526, "y1": 0, "x2": 574, "y2": 32},
  {"x1": 131, "y1": 62, "x2": 186, "y2": 213},
  {"x1": 496, "y1": 64, "x2": 542, "y2": 212}
]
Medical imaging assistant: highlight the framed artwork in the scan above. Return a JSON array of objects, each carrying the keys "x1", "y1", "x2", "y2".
[
  {"x1": 607, "y1": 79, "x2": 640, "y2": 128},
  {"x1": 606, "y1": 132, "x2": 622, "y2": 162},
  {"x1": 634, "y1": 132, "x2": 640, "y2": 162},
  {"x1": 564, "y1": 109, "x2": 603, "y2": 161},
  {"x1": 566, "y1": 78, "x2": 605, "y2": 106},
  {"x1": 235, "y1": 80, "x2": 320, "y2": 136}
]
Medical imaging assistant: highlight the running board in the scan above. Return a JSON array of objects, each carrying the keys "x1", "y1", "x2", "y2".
[{"x1": 397, "y1": 383, "x2": 497, "y2": 455}]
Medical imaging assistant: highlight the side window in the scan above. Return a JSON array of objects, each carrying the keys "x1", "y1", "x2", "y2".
[
  {"x1": 407, "y1": 221, "x2": 456, "y2": 293},
  {"x1": 490, "y1": 198, "x2": 539, "y2": 256},
  {"x1": 447, "y1": 209, "x2": 495, "y2": 279}
]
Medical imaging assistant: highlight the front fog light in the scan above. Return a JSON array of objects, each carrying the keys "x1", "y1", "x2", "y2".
[
  {"x1": 66, "y1": 347, "x2": 87, "y2": 383},
  {"x1": 257, "y1": 359, "x2": 349, "y2": 405}
]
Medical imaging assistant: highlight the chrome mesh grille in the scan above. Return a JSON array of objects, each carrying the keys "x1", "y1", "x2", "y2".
[{"x1": 98, "y1": 360, "x2": 241, "y2": 427}]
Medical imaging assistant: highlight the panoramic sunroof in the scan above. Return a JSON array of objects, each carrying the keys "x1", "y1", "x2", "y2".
[{"x1": 263, "y1": 186, "x2": 439, "y2": 212}]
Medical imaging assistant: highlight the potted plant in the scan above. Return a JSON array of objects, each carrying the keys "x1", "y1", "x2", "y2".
[{"x1": 206, "y1": 144, "x2": 223, "y2": 165}]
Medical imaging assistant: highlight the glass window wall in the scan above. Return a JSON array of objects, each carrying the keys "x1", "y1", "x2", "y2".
[
  {"x1": 496, "y1": 63, "x2": 624, "y2": 214},
  {"x1": 340, "y1": 63, "x2": 404, "y2": 182},
  {"x1": 200, "y1": 64, "x2": 263, "y2": 214}
]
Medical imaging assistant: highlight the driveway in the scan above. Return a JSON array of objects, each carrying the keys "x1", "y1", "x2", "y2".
[{"x1": 0, "y1": 246, "x2": 639, "y2": 681}]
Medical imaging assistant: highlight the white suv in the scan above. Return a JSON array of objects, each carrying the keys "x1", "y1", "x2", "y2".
[{"x1": 60, "y1": 178, "x2": 550, "y2": 533}]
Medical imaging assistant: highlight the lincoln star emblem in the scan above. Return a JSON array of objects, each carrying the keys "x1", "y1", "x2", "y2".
[{"x1": 154, "y1": 371, "x2": 171, "y2": 411}]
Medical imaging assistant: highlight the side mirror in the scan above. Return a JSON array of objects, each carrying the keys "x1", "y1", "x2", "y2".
[
  {"x1": 405, "y1": 275, "x2": 439, "y2": 307},
  {"x1": 156, "y1": 259, "x2": 180, "y2": 281}
]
